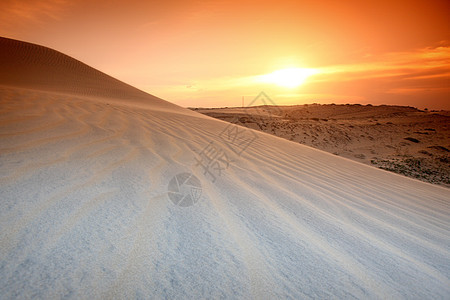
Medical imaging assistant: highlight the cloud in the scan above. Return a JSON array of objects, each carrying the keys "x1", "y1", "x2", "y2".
[
  {"x1": 0, "y1": 0, "x2": 70, "y2": 32},
  {"x1": 314, "y1": 44, "x2": 450, "y2": 83}
]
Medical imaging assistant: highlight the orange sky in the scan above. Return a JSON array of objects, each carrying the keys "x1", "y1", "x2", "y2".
[{"x1": 1, "y1": 0, "x2": 449, "y2": 109}]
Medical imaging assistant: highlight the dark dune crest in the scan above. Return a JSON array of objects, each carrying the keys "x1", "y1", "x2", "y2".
[{"x1": 0, "y1": 37, "x2": 171, "y2": 107}]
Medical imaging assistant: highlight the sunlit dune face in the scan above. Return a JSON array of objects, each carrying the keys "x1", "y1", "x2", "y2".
[{"x1": 259, "y1": 67, "x2": 319, "y2": 88}]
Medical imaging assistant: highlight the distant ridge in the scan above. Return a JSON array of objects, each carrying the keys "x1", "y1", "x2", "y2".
[{"x1": 0, "y1": 37, "x2": 169, "y2": 105}]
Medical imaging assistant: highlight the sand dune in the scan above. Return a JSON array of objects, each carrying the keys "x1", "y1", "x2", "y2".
[{"x1": 1, "y1": 37, "x2": 449, "y2": 299}]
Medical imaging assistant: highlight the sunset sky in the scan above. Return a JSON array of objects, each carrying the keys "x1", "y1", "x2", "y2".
[{"x1": 1, "y1": 0, "x2": 449, "y2": 109}]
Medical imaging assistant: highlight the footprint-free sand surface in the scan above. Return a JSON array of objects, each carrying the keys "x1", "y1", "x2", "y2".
[
  {"x1": 195, "y1": 104, "x2": 450, "y2": 187},
  {"x1": 1, "y1": 37, "x2": 449, "y2": 299}
]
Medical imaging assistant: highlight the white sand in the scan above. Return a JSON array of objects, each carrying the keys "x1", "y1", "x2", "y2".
[{"x1": 1, "y1": 37, "x2": 449, "y2": 299}]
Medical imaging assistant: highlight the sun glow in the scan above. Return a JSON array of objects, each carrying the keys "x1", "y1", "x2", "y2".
[{"x1": 260, "y1": 67, "x2": 319, "y2": 88}]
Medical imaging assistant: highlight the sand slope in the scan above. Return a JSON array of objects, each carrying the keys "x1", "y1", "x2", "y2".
[
  {"x1": 1, "y1": 37, "x2": 449, "y2": 299},
  {"x1": 196, "y1": 105, "x2": 450, "y2": 186}
]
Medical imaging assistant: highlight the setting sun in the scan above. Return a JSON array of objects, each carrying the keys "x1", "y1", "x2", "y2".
[{"x1": 259, "y1": 67, "x2": 319, "y2": 88}]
